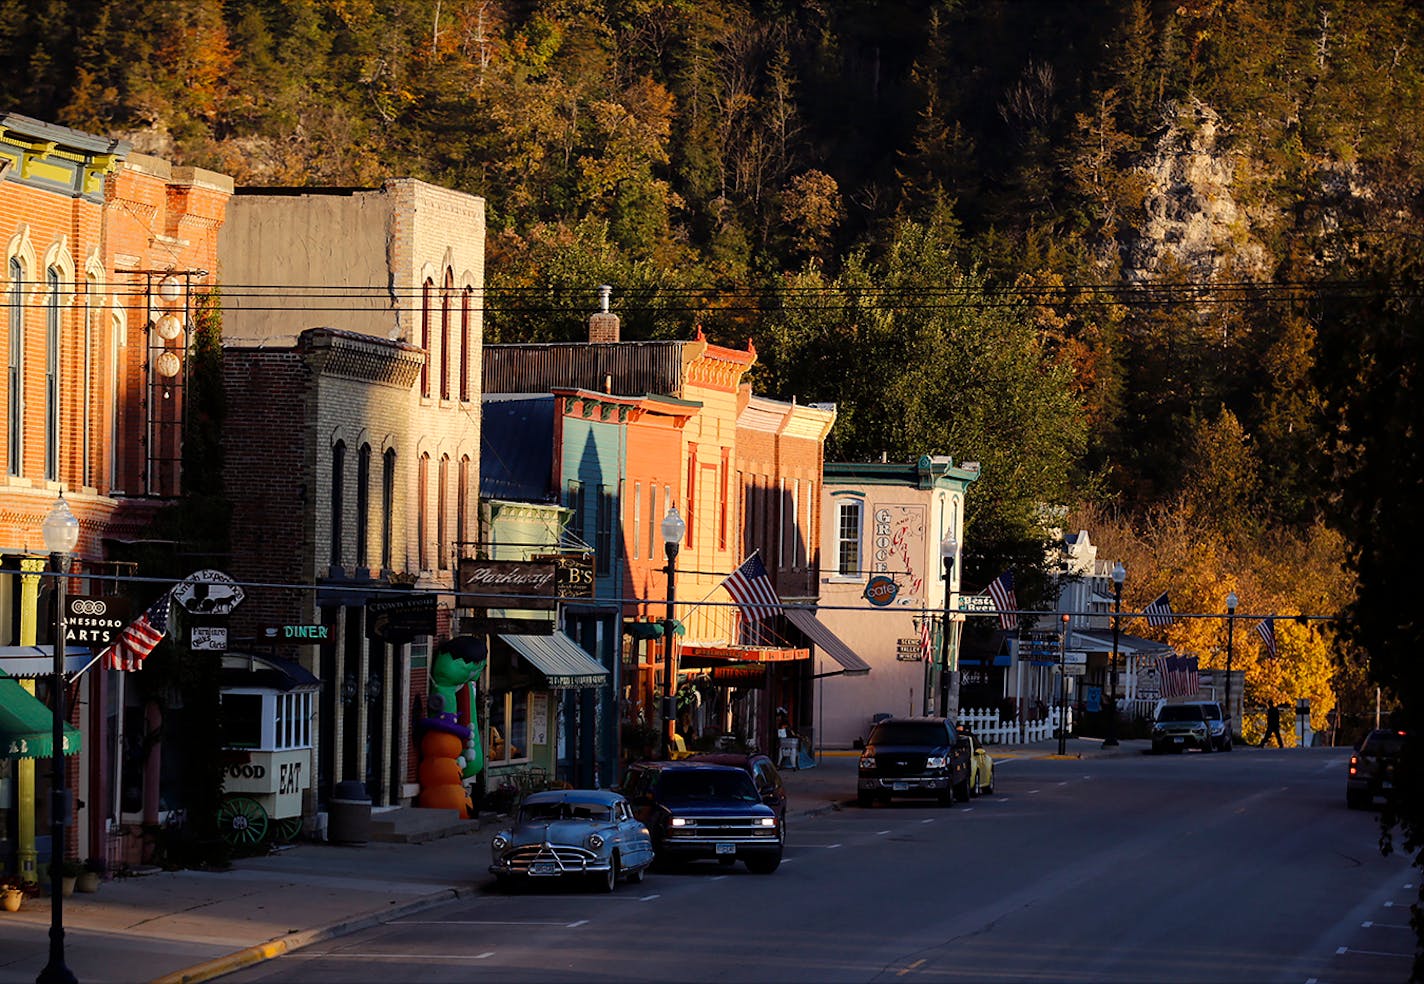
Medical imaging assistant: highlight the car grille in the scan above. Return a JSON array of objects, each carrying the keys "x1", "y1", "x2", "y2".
[
  {"x1": 500, "y1": 844, "x2": 597, "y2": 872},
  {"x1": 873, "y1": 754, "x2": 929, "y2": 776},
  {"x1": 665, "y1": 816, "x2": 777, "y2": 841}
]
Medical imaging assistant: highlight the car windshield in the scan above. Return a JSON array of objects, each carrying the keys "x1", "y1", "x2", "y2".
[
  {"x1": 657, "y1": 770, "x2": 759, "y2": 802},
  {"x1": 1157, "y1": 705, "x2": 1204, "y2": 722},
  {"x1": 519, "y1": 801, "x2": 612, "y2": 823},
  {"x1": 870, "y1": 722, "x2": 946, "y2": 745},
  {"x1": 1364, "y1": 732, "x2": 1407, "y2": 756},
  {"x1": 1199, "y1": 704, "x2": 1222, "y2": 720}
]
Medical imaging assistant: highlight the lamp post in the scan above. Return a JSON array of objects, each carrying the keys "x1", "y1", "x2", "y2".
[
  {"x1": 938, "y1": 534, "x2": 957, "y2": 717},
  {"x1": 39, "y1": 494, "x2": 78, "y2": 984},
  {"x1": 1058, "y1": 613, "x2": 1070, "y2": 756},
  {"x1": 1103, "y1": 561, "x2": 1126, "y2": 748},
  {"x1": 1225, "y1": 591, "x2": 1239, "y2": 738},
  {"x1": 660, "y1": 508, "x2": 685, "y2": 760}
]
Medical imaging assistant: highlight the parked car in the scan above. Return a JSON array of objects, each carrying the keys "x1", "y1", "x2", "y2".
[
  {"x1": 684, "y1": 751, "x2": 788, "y2": 829},
  {"x1": 956, "y1": 722, "x2": 995, "y2": 796},
  {"x1": 1151, "y1": 701, "x2": 1230, "y2": 753},
  {"x1": 1347, "y1": 728, "x2": 1407, "y2": 809},
  {"x1": 857, "y1": 716, "x2": 971, "y2": 807},
  {"x1": 622, "y1": 760, "x2": 783, "y2": 873},
  {"x1": 488, "y1": 789, "x2": 654, "y2": 893}
]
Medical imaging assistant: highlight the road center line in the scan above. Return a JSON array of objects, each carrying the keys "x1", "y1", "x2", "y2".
[
  {"x1": 639, "y1": 894, "x2": 660, "y2": 901},
  {"x1": 897, "y1": 958, "x2": 927, "y2": 977},
  {"x1": 877, "y1": 830, "x2": 891, "y2": 835},
  {"x1": 567, "y1": 920, "x2": 588, "y2": 928}
]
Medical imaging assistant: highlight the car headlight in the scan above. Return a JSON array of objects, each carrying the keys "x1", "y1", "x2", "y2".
[
  {"x1": 670, "y1": 817, "x2": 689, "y2": 827},
  {"x1": 587, "y1": 833, "x2": 605, "y2": 849},
  {"x1": 758, "y1": 817, "x2": 777, "y2": 827},
  {"x1": 926, "y1": 755, "x2": 947, "y2": 769},
  {"x1": 859, "y1": 754, "x2": 876, "y2": 768},
  {"x1": 492, "y1": 833, "x2": 510, "y2": 851}
]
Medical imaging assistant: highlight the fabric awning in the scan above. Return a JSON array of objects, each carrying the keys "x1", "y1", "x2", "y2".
[
  {"x1": 784, "y1": 608, "x2": 871, "y2": 676},
  {"x1": 0, "y1": 671, "x2": 81, "y2": 759},
  {"x1": 499, "y1": 632, "x2": 609, "y2": 689},
  {"x1": 0, "y1": 646, "x2": 95, "y2": 679},
  {"x1": 623, "y1": 619, "x2": 685, "y2": 641}
]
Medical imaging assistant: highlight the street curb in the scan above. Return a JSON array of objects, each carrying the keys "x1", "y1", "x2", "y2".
[{"x1": 150, "y1": 886, "x2": 476, "y2": 984}]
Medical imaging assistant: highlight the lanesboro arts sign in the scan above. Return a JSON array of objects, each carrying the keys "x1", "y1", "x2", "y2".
[{"x1": 457, "y1": 557, "x2": 594, "y2": 609}]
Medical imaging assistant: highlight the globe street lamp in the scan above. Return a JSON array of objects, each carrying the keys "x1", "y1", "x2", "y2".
[
  {"x1": 39, "y1": 493, "x2": 79, "y2": 984},
  {"x1": 938, "y1": 534, "x2": 957, "y2": 717},
  {"x1": 1225, "y1": 591, "x2": 1239, "y2": 738},
  {"x1": 660, "y1": 508, "x2": 685, "y2": 760},
  {"x1": 1103, "y1": 561, "x2": 1126, "y2": 748}
]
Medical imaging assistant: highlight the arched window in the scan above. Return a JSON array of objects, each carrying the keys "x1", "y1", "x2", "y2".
[
  {"x1": 440, "y1": 270, "x2": 452, "y2": 401},
  {"x1": 45, "y1": 266, "x2": 59, "y2": 482},
  {"x1": 7, "y1": 257, "x2": 22, "y2": 477},
  {"x1": 457, "y1": 455, "x2": 470, "y2": 559},
  {"x1": 460, "y1": 287, "x2": 473, "y2": 402},
  {"x1": 418, "y1": 452, "x2": 430, "y2": 570},
  {"x1": 356, "y1": 443, "x2": 371, "y2": 568},
  {"x1": 437, "y1": 453, "x2": 449, "y2": 570},
  {"x1": 381, "y1": 448, "x2": 396, "y2": 570},
  {"x1": 330, "y1": 441, "x2": 346, "y2": 567},
  {"x1": 420, "y1": 278, "x2": 432, "y2": 398}
]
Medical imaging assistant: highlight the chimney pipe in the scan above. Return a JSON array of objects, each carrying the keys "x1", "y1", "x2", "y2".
[{"x1": 589, "y1": 285, "x2": 620, "y2": 343}]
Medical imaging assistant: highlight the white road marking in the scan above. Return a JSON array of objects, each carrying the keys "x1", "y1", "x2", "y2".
[
  {"x1": 1028, "y1": 789, "x2": 1040, "y2": 794},
  {"x1": 826, "y1": 843, "x2": 842, "y2": 849},
  {"x1": 1364, "y1": 921, "x2": 1411, "y2": 930},
  {"x1": 397, "y1": 920, "x2": 567, "y2": 926},
  {"x1": 1057, "y1": 781, "x2": 1069, "y2": 786},
  {"x1": 1336, "y1": 947, "x2": 1348, "y2": 955},
  {"x1": 711, "y1": 875, "x2": 728, "y2": 881},
  {"x1": 1385, "y1": 901, "x2": 1395, "y2": 907},
  {"x1": 920, "y1": 819, "x2": 935, "y2": 824},
  {"x1": 1338, "y1": 947, "x2": 1414, "y2": 958},
  {"x1": 567, "y1": 920, "x2": 588, "y2": 928},
  {"x1": 640, "y1": 894, "x2": 660, "y2": 901},
  {"x1": 877, "y1": 830, "x2": 891, "y2": 835}
]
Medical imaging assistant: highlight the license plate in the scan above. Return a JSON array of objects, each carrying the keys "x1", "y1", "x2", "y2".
[
  {"x1": 1173, "y1": 736, "x2": 1184, "y2": 743},
  {"x1": 715, "y1": 842, "x2": 736, "y2": 855},
  {"x1": 893, "y1": 781, "x2": 909, "y2": 791},
  {"x1": 529, "y1": 861, "x2": 559, "y2": 876}
]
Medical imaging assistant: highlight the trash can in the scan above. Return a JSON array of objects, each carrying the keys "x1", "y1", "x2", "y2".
[{"x1": 328, "y1": 780, "x2": 371, "y2": 845}]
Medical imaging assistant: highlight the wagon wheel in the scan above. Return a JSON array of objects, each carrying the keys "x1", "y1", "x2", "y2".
[
  {"x1": 217, "y1": 796, "x2": 269, "y2": 848},
  {"x1": 270, "y1": 815, "x2": 303, "y2": 844}
]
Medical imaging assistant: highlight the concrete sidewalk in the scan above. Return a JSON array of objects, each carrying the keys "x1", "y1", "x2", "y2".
[{"x1": 0, "y1": 737, "x2": 1142, "y2": 984}]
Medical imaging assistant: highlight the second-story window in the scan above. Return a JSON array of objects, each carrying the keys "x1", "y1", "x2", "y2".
[
  {"x1": 596, "y1": 484, "x2": 613, "y2": 575},
  {"x1": 440, "y1": 269, "x2": 452, "y2": 401},
  {"x1": 632, "y1": 480, "x2": 641, "y2": 560},
  {"x1": 45, "y1": 266, "x2": 59, "y2": 482},
  {"x1": 836, "y1": 499, "x2": 862, "y2": 576},
  {"x1": 566, "y1": 480, "x2": 585, "y2": 546},
  {"x1": 420, "y1": 278, "x2": 432, "y2": 399},
  {"x1": 381, "y1": 448, "x2": 396, "y2": 570},
  {"x1": 457, "y1": 455, "x2": 470, "y2": 561},
  {"x1": 437, "y1": 453, "x2": 449, "y2": 570},
  {"x1": 356, "y1": 443, "x2": 371, "y2": 568},
  {"x1": 418, "y1": 452, "x2": 431, "y2": 570},
  {"x1": 460, "y1": 287, "x2": 472, "y2": 401},
  {"x1": 7, "y1": 257, "x2": 22, "y2": 477},
  {"x1": 330, "y1": 441, "x2": 346, "y2": 567}
]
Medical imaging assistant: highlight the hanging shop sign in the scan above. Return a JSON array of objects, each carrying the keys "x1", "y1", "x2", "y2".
[
  {"x1": 64, "y1": 595, "x2": 129, "y2": 648},
  {"x1": 190, "y1": 625, "x2": 228, "y2": 652},
  {"x1": 863, "y1": 575, "x2": 900, "y2": 607},
  {"x1": 456, "y1": 559, "x2": 558, "y2": 609},
  {"x1": 367, "y1": 593, "x2": 438, "y2": 643},
  {"x1": 531, "y1": 553, "x2": 595, "y2": 599},
  {"x1": 172, "y1": 569, "x2": 245, "y2": 615}
]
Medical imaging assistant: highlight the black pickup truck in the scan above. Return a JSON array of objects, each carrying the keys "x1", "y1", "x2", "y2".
[
  {"x1": 857, "y1": 716, "x2": 971, "y2": 807},
  {"x1": 622, "y1": 760, "x2": 783, "y2": 873}
]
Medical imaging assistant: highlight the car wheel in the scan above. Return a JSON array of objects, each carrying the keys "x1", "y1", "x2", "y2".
[
  {"x1": 626, "y1": 864, "x2": 645, "y2": 885},
  {"x1": 1346, "y1": 788, "x2": 1369, "y2": 810},
  {"x1": 938, "y1": 786, "x2": 954, "y2": 807},
  {"x1": 1223, "y1": 737, "x2": 1233, "y2": 752},
  {"x1": 857, "y1": 792, "x2": 875, "y2": 808},
  {"x1": 746, "y1": 853, "x2": 782, "y2": 875},
  {"x1": 495, "y1": 874, "x2": 518, "y2": 894},
  {"x1": 984, "y1": 781, "x2": 994, "y2": 795},
  {"x1": 954, "y1": 776, "x2": 971, "y2": 802},
  {"x1": 595, "y1": 855, "x2": 619, "y2": 893}
]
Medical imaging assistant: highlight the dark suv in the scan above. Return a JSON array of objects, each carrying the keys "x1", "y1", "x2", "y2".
[
  {"x1": 622, "y1": 760, "x2": 783, "y2": 873},
  {"x1": 684, "y1": 751, "x2": 788, "y2": 829},
  {"x1": 1347, "y1": 729, "x2": 1407, "y2": 809},
  {"x1": 857, "y1": 716, "x2": 970, "y2": 807}
]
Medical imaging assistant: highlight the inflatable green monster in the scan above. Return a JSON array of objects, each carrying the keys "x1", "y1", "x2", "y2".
[{"x1": 430, "y1": 636, "x2": 488, "y2": 779}]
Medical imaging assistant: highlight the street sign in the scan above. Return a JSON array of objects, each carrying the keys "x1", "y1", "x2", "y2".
[
  {"x1": 895, "y1": 637, "x2": 922, "y2": 661},
  {"x1": 957, "y1": 594, "x2": 997, "y2": 613},
  {"x1": 64, "y1": 595, "x2": 129, "y2": 648},
  {"x1": 1061, "y1": 662, "x2": 1086, "y2": 676},
  {"x1": 172, "y1": 570, "x2": 245, "y2": 615},
  {"x1": 190, "y1": 625, "x2": 228, "y2": 651},
  {"x1": 1063, "y1": 650, "x2": 1087, "y2": 665}
]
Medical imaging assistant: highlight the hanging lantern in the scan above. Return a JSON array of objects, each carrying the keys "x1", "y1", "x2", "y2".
[
  {"x1": 155, "y1": 350, "x2": 182, "y2": 378},
  {"x1": 154, "y1": 312, "x2": 184, "y2": 340},
  {"x1": 158, "y1": 276, "x2": 183, "y2": 301}
]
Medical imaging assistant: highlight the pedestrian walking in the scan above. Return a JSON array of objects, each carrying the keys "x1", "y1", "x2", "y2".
[{"x1": 1260, "y1": 703, "x2": 1284, "y2": 747}]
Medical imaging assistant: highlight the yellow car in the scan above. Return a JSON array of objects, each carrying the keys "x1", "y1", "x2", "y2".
[{"x1": 957, "y1": 723, "x2": 995, "y2": 796}]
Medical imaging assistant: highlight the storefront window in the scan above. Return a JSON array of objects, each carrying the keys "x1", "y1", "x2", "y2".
[
  {"x1": 489, "y1": 688, "x2": 532, "y2": 764},
  {"x1": 222, "y1": 693, "x2": 263, "y2": 749}
]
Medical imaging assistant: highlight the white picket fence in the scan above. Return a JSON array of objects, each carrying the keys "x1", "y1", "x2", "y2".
[{"x1": 958, "y1": 706, "x2": 1074, "y2": 745}]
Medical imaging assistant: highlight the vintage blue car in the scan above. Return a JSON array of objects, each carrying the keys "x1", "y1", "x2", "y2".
[{"x1": 488, "y1": 789, "x2": 655, "y2": 892}]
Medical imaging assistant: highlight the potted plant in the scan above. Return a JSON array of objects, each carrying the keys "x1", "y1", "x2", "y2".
[
  {"x1": 58, "y1": 859, "x2": 84, "y2": 897},
  {"x1": 75, "y1": 858, "x2": 103, "y2": 894},
  {"x1": 2, "y1": 874, "x2": 27, "y2": 912}
]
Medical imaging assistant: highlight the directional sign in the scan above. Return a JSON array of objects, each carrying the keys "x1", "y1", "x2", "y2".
[
  {"x1": 895, "y1": 638, "x2": 922, "y2": 661},
  {"x1": 1063, "y1": 650, "x2": 1087, "y2": 665},
  {"x1": 957, "y1": 594, "x2": 998, "y2": 613}
]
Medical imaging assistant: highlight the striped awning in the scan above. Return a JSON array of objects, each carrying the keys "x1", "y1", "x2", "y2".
[
  {"x1": 784, "y1": 608, "x2": 871, "y2": 676},
  {"x1": 498, "y1": 632, "x2": 609, "y2": 689},
  {"x1": 0, "y1": 670, "x2": 81, "y2": 759}
]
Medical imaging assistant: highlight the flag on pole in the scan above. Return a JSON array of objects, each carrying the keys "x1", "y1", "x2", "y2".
[
  {"x1": 1155, "y1": 654, "x2": 1201, "y2": 698},
  {"x1": 1143, "y1": 592, "x2": 1175, "y2": 627},
  {"x1": 919, "y1": 615, "x2": 934, "y2": 661},
  {"x1": 101, "y1": 589, "x2": 173, "y2": 672},
  {"x1": 986, "y1": 570, "x2": 1017, "y2": 630},
  {"x1": 1255, "y1": 616, "x2": 1278, "y2": 658},
  {"x1": 723, "y1": 553, "x2": 783, "y2": 623}
]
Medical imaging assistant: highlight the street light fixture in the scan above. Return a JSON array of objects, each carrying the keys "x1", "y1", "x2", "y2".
[
  {"x1": 39, "y1": 493, "x2": 78, "y2": 984},
  {"x1": 1103, "y1": 561, "x2": 1126, "y2": 748},
  {"x1": 659, "y1": 508, "x2": 685, "y2": 760},
  {"x1": 938, "y1": 534, "x2": 957, "y2": 717},
  {"x1": 1225, "y1": 591, "x2": 1239, "y2": 738}
]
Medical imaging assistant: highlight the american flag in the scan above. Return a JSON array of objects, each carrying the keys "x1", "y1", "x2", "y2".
[
  {"x1": 1255, "y1": 616, "x2": 1277, "y2": 658},
  {"x1": 723, "y1": 553, "x2": 783, "y2": 623},
  {"x1": 1144, "y1": 592, "x2": 1175, "y2": 627},
  {"x1": 101, "y1": 589, "x2": 173, "y2": 672},
  {"x1": 919, "y1": 615, "x2": 935, "y2": 661},
  {"x1": 1155, "y1": 653, "x2": 1200, "y2": 698},
  {"x1": 986, "y1": 570, "x2": 1017, "y2": 630}
]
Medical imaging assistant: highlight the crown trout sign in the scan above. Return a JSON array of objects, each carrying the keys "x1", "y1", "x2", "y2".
[{"x1": 863, "y1": 575, "x2": 900, "y2": 607}]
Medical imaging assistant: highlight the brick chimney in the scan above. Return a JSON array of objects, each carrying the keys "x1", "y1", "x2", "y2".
[{"x1": 588, "y1": 284, "x2": 620, "y2": 343}]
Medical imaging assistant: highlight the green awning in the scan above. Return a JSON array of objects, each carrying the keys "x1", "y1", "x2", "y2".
[
  {"x1": 498, "y1": 632, "x2": 609, "y2": 689},
  {"x1": 623, "y1": 619, "x2": 685, "y2": 640},
  {"x1": 0, "y1": 671, "x2": 81, "y2": 759}
]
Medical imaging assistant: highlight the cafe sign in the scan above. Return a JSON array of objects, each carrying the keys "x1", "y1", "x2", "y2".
[
  {"x1": 457, "y1": 559, "x2": 558, "y2": 610},
  {"x1": 532, "y1": 553, "x2": 595, "y2": 600}
]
